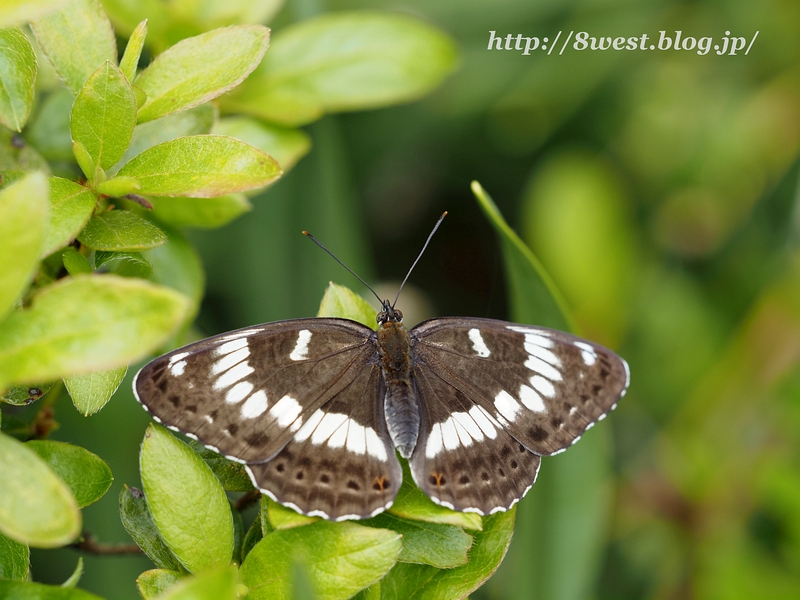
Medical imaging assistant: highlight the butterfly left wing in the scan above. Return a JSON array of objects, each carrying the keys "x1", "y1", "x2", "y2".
[{"x1": 408, "y1": 317, "x2": 629, "y2": 513}]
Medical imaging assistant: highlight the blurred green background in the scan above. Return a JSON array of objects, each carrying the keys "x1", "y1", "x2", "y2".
[{"x1": 26, "y1": 0, "x2": 800, "y2": 597}]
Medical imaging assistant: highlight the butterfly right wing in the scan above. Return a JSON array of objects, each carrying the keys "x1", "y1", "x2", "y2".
[{"x1": 134, "y1": 318, "x2": 402, "y2": 519}]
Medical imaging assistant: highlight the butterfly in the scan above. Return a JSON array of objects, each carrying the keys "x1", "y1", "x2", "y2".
[{"x1": 133, "y1": 216, "x2": 629, "y2": 521}]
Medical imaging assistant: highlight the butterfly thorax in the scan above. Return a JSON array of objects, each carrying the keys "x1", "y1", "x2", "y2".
[{"x1": 377, "y1": 319, "x2": 420, "y2": 458}]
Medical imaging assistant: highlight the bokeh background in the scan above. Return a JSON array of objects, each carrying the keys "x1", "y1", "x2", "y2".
[{"x1": 27, "y1": 0, "x2": 800, "y2": 597}]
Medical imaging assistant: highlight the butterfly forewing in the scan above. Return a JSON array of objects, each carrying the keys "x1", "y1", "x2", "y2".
[
  {"x1": 410, "y1": 317, "x2": 629, "y2": 457},
  {"x1": 246, "y1": 363, "x2": 402, "y2": 520},
  {"x1": 134, "y1": 319, "x2": 381, "y2": 465}
]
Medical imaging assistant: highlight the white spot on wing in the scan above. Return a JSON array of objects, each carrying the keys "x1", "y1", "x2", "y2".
[
  {"x1": 426, "y1": 423, "x2": 444, "y2": 458},
  {"x1": 213, "y1": 361, "x2": 254, "y2": 390},
  {"x1": 440, "y1": 417, "x2": 460, "y2": 451},
  {"x1": 294, "y1": 409, "x2": 325, "y2": 442},
  {"x1": 524, "y1": 340, "x2": 560, "y2": 365},
  {"x1": 309, "y1": 412, "x2": 348, "y2": 445},
  {"x1": 168, "y1": 352, "x2": 190, "y2": 365},
  {"x1": 211, "y1": 346, "x2": 250, "y2": 375},
  {"x1": 215, "y1": 337, "x2": 248, "y2": 357},
  {"x1": 241, "y1": 390, "x2": 268, "y2": 418},
  {"x1": 468, "y1": 328, "x2": 491, "y2": 357},
  {"x1": 170, "y1": 360, "x2": 186, "y2": 376},
  {"x1": 519, "y1": 384, "x2": 546, "y2": 412},
  {"x1": 530, "y1": 375, "x2": 556, "y2": 398},
  {"x1": 290, "y1": 330, "x2": 312, "y2": 361},
  {"x1": 365, "y1": 427, "x2": 388, "y2": 461},
  {"x1": 269, "y1": 395, "x2": 302, "y2": 428},
  {"x1": 494, "y1": 390, "x2": 521, "y2": 422},
  {"x1": 226, "y1": 381, "x2": 253, "y2": 404},
  {"x1": 468, "y1": 405, "x2": 498, "y2": 438}
]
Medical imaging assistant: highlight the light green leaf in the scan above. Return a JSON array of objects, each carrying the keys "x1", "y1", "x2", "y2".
[
  {"x1": 94, "y1": 250, "x2": 152, "y2": 279},
  {"x1": 151, "y1": 194, "x2": 251, "y2": 229},
  {"x1": 77, "y1": 209, "x2": 167, "y2": 251},
  {"x1": 96, "y1": 176, "x2": 140, "y2": 197},
  {"x1": 224, "y1": 12, "x2": 458, "y2": 126},
  {"x1": 266, "y1": 498, "x2": 318, "y2": 530},
  {"x1": 119, "y1": 19, "x2": 147, "y2": 82},
  {"x1": 70, "y1": 61, "x2": 137, "y2": 171},
  {"x1": 42, "y1": 176, "x2": 96, "y2": 258},
  {"x1": 0, "y1": 172, "x2": 48, "y2": 320},
  {"x1": 189, "y1": 443, "x2": 254, "y2": 493},
  {"x1": 389, "y1": 462, "x2": 482, "y2": 531},
  {"x1": 317, "y1": 282, "x2": 377, "y2": 329},
  {"x1": 111, "y1": 104, "x2": 216, "y2": 175},
  {"x1": 0, "y1": 275, "x2": 191, "y2": 389},
  {"x1": 0, "y1": 530, "x2": 29, "y2": 581},
  {"x1": 136, "y1": 25, "x2": 269, "y2": 123},
  {"x1": 155, "y1": 565, "x2": 238, "y2": 600},
  {"x1": 30, "y1": 0, "x2": 116, "y2": 95},
  {"x1": 71, "y1": 139, "x2": 95, "y2": 179},
  {"x1": 26, "y1": 440, "x2": 113, "y2": 507},
  {"x1": 136, "y1": 569, "x2": 183, "y2": 600},
  {"x1": 241, "y1": 516, "x2": 262, "y2": 561},
  {"x1": 379, "y1": 509, "x2": 515, "y2": 600},
  {"x1": 25, "y1": 88, "x2": 74, "y2": 162},
  {"x1": 0, "y1": 431, "x2": 80, "y2": 548},
  {"x1": 214, "y1": 116, "x2": 311, "y2": 174},
  {"x1": 60, "y1": 556, "x2": 82, "y2": 588},
  {"x1": 364, "y1": 512, "x2": 472, "y2": 569},
  {"x1": 472, "y1": 181, "x2": 574, "y2": 331},
  {"x1": 140, "y1": 424, "x2": 234, "y2": 573},
  {"x1": 119, "y1": 485, "x2": 186, "y2": 573},
  {"x1": 61, "y1": 247, "x2": 92, "y2": 275},
  {"x1": 0, "y1": 580, "x2": 103, "y2": 599},
  {"x1": 64, "y1": 365, "x2": 127, "y2": 415},
  {"x1": 117, "y1": 135, "x2": 281, "y2": 197},
  {"x1": 0, "y1": 27, "x2": 37, "y2": 131},
  {"x1": 0, "y1": 0, "x2": 69, "y2": 28},
  {"x1": 1, "y1": 383, "x2": 52, "y2": 406},
  {"x1": 241, "y1": 521, "x2": 401, "y2": 600}
]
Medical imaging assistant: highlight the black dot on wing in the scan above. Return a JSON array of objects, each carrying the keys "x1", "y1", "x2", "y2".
[
  {"x1": 186, "y1": 404, "x2": 197, "y2": 413},
  {"x1": 600, "y1": 368, "x2": 610, "y2": 380},
  {"x1": 500, "y1": 445, "x2": 511, "y2": 458},
  {"x1": 551, "y1": 417, "x2": 562, "y2": 428},
  {"x1": 320, "y1": 474, "x2": 330, "y2": 484},
  {"x1": 497, "y1": 468, "x2": 506, "y2": 478},
  {"x1": 226, "y1": 423, "x2": 239, "y2": 436},
  {"x1": 276, "y1": 463, "x2": 285, "y2": 473},
  {"x1": 295, "y1": 471, "x2": 304, "y2": 480},
  {"x1": 245, "y1": 432, "x2": 268, "y2": 447},
  {"x1": 168, "y1": 394, "x2": 180, "y2": 407},
  {"x1": 592, "y1": 384, "x2": 602, "y2": 395},
  {"x1": 156, "y1": 378, "x2": 168, "y2": 392},
  {"x1": 529, "y1": 426, "x2": 549, "y2": 442},
  {"x1": 481, "y1": 471, "x2": 490, "y2": 482},
  {"x1": 517, "y1": 443, "x2": 526, "y2": 453},
  {"x1": 347, "y1": 480, "x2": 360, "y2": 491},
  {"x1": 510, "y1": 460, "x2": 518, "y2": 469},
  {"x1": 459, "y1": 475, "x2": 469, "y2": 484}
]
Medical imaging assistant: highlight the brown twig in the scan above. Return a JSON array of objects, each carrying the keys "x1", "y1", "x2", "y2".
[{"x1": 71, "y1": 532, "x2": 142, "y2": 555}]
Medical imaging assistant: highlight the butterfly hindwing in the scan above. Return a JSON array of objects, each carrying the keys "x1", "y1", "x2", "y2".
[
  {"x1": 246, "y1": 363, "x2": 402, "y2": 520},
  {"x1": 410, "y1": 317, "x2": 629, "y2": 456}
]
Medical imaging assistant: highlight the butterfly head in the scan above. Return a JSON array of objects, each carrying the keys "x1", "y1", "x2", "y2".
[{"x1": 377, "y1": 300, "x2": 403, "y2": 325}]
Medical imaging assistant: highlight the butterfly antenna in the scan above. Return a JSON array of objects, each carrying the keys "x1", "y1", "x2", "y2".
[
  {"x1": 302, "y1": 231, "x2": 384, "y2": 305},
  {"x1": 393, "y1": 211, "x2": 448, "y2": 308}
]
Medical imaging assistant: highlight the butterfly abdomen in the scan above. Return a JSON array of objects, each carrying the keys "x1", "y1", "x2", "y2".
[{"x1": 378, "y1": 321, "x2": 420, "y2": 458}]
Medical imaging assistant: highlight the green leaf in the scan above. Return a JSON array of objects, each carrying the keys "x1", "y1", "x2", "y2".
[
  {"x1": 0, "y1": 580, "x2": 102, "y2": 599},
  {"x1": 26, "y1": 440, "x2": 113, "y2": 507},
  {"x1": 64, "y1": 365, "x2": 127, "y2": 415},
  {"x1": 0, "y1": 127, "x2": 50, "y2": 176},
  {"x1": 135, "y1": 25, "x2": 269, "y2": 123},
  {"x1": 62, "y1": 247, "x2": 92, "y2": 275},
  {"x1": 0, "y1": 275, "x2": 191, "y2": 389},
  {"x1": 0, "y1": 431, "x2": 80, "y2": 548},
  {"x1": 140, "y1": 424, "x2": 234, "y2": 573},
  {"x1": 119, "y1": 485, "x2": 186, "y2": 572},
  {"x1": 0, "y1": 0, "x2": 70, "y2": 29},
  {"x1": 1, "y1": 383, "x2": 52, "y2": 406},
  {"x1": 214, "y1": 116, "x2": 311, "y2": 174},
  {"x1": 95, "y1": 176, "x2": 140, "y2": 197},
  {"x1": 42, "y1": 177, "x2": 96, "y2": 258},
  {"x1": 471, "y1": 181, "x2": 574, "y2": 331},
  {"x1": 240, "y1": 521, "x2": 401, "y2": 600},
  {"x1": 77, "y1": 209, "x2": 167, "y2": 251},
  {"x1": 151, "y1": 194, "x2": 252, "y2": 229},
  {"x1": 94, "y1": 250, "x2": 152, "y2": 279},
  {"x1": 364, "y1": 512, "x2": 472, "y2": 569},
  {"x1": 317, "y1": 282, "x2": 377, "y2": 330},
  {"x1": 0, "y1": 530, "x2": 29, "y2": 581},
  {"x1": 224, "y1": 12, "x2": 458, "y2": 126},
  {"x1": 30, "y1": 0, "x2": 117, "y2": 95},
  {"x1": 61, "y1": 556, "x2": 82, "y2": 588},
  {"x1": 388, "y1": 462, "x2": 482, "y2": 531},
  {"x1": 155, "y1": 565, "x2": 238, "y2": 600},
  {"x1": 241, "y1": 517, "x2": 262, "y2": 561},
  {"x1": 70, "y1": 61, "x2": 137, "y2": 172},
  {"x1": 119, "y1": 485, "x2": 186, "y2": 573},
  {"x1": 111, "y1": 104, "x2": 216, "y2": 175},
  {"x1": 379, "y1": 509, "x2": 515, "y2": 599},
  {"x1": 136, "y1": 569, "x2": 183, "y2": 600},
  {"x1": 117, "y1": 135, "x2": 281, "y2": 197},
  {"x1": 189, "y1": 443, "x2": 254, "y2": 493},
  {"x1": 25, "y1": 88, "x2": 74, "y2": 162},
  {"x1": 143, "y1": 225, "x2": 205, "y2": 311},
  {"x1": 0, "y1": 172, "x2": 48, "y2": 320},
  {"x1": 0, "y1": 27, "x2": 37, "y2": 131},
  {"x1": 71, "y1": 140, "x2": 95, "y2": 179},
  {"x1": 266, "y1": 498, "x2": 318, "y2": 530},
  {"x1": 119, "y1": 19, "x2": 147, "y2": 82}
]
